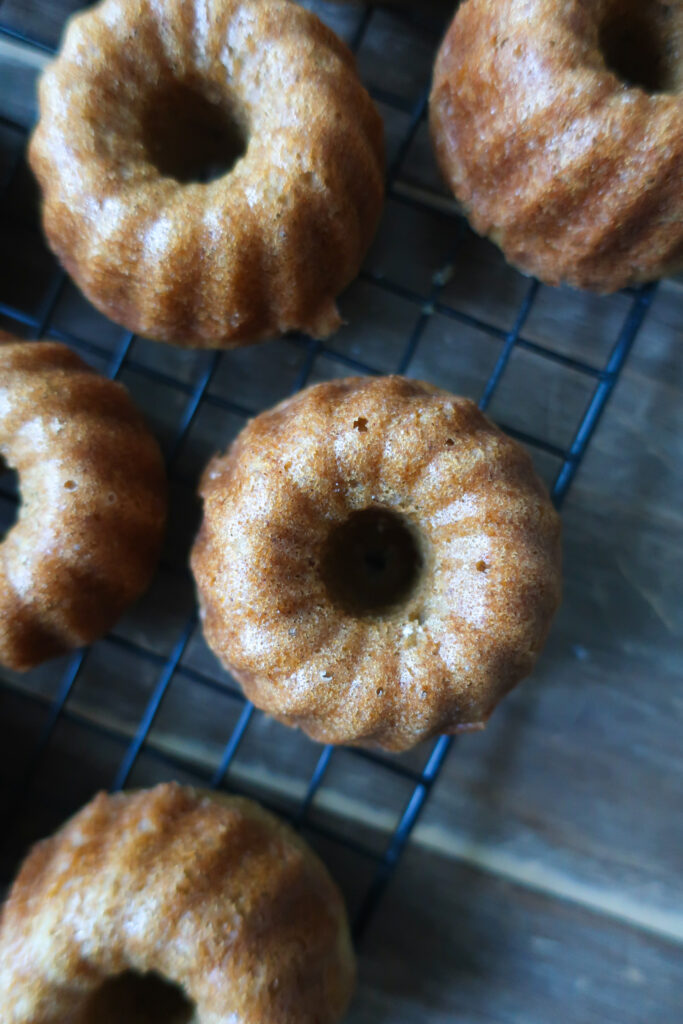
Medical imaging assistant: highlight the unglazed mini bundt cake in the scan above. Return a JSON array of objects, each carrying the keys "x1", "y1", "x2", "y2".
[
  {"x1": 28, "y1": 0, "x2": 384, "y2": 349},
  {"x1": 0, "y1": 783, "x2": 355, "y2": 1024},
  {"x1": 430, "y1": 0, "x2": 683, "y2": 293},
  {"x1": 0, "y1": 336, "x2": 166, "y2": 671},
  {"x1": 191, "y1": 376, "x2": 562, "y2": 751}
]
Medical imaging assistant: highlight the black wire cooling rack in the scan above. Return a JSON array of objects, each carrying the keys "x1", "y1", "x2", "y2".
[{"x1": 0, "y1": 0, "x2": 658, "y2": 939}]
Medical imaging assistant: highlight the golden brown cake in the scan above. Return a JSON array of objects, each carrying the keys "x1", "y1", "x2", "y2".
[
  {"x1": 429, "y1": 0, "x2": 683, "y2": 293},
  {"x1": 191, "y1": 376, "x2": 562, "y2": 751},
  {"x1": 28, "y1": 0, "x2": 384, "y2": 349},
  {"x1": 0, "y1": 783, "x2": 356, "y2": 1024},
  {"x1": 0, "y1": 336, "x2": 166, "y2": 671}
]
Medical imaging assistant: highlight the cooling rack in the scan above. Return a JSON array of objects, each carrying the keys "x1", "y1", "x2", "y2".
[{"x1": 0, "y1": 0, "x2": 657, "y2": 940}]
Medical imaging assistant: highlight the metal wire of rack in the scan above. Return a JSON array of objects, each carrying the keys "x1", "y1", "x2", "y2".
[{"x1": 0, "y1": 0, "x2": 658, "y2": 941}]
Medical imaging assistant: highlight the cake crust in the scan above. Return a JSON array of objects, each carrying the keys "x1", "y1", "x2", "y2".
[
  {"x1": 429, "y1": 0, "x2": 683, "y2": 292},
  {"x1": 29, "y1": 0, "x2": 384, "y2": 347},
  {"x1": 0, "y1": 335, "x2": 166, "y2": 671},
  {"x1": 192, "y1": 376, "x2": 562, "y2": 751},
  {"x1": 0, "y1": 783, "x2": 356, "y2": 1024}
]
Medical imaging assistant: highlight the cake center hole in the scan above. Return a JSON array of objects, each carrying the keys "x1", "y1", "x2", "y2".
[
  {"x1": 0, "y1": 463, "x2": 19, "y2": 543},
  {"x1": 82, "y1": 970, "x2": 195, "y2": 1024},
  {"x1": 598, "y1": 1, "x2": 682, "y2": 93},
  {"x1": 321, "y1": 508, "x2": 423, "y2": 616},
  {"x1": 140, "y1": 83, "x2": 248, "y2": 183}
]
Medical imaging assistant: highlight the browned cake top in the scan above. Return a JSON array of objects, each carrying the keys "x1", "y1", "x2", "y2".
[
  {"x1": 0, "y1": 783, "x2": 356, "y2": 1023},
  {"x1": 192, "y1": 375, "x2": 562, "y2": 751},
  {"x1": 430, "y1": 0, "x2": 683, "y2": 292},
  {"x1": 29, "y1": 0, "x2": 384, "y2": 348},
  {"x1": 0, "y1": 335, "x2": 166, "y2": 670}
]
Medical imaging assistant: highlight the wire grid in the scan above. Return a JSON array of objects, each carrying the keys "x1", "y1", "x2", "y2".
[{"x1": 0, "y1": 0, "x2": 658, "y2": 938}]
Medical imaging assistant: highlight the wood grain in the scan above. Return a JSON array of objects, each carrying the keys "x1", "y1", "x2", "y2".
[{"x1": 354, "y1": 845, "x2": 683, "y2": 1024}]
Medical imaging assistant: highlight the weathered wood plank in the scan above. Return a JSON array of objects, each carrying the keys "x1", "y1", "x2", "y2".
[{"x1": 354, "y1": 845, "x2": 683, "y2": 1024}]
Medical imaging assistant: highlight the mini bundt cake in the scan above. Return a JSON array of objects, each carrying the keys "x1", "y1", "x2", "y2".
[
  {"x1": 0, "y1": 783, "x2": 356, "y2": 1024},
  {"x1": 29, "y1": 0, "x2": 384, "y2": 348},
  {"x1": 191, "y1": 376, "x2": 562, "y2": 751},
  {"x1": 0, "y1": 336, "x2": 166, "y2": 671},
  {"x1": 430, "y1": 0, "x2": 683, "y2": 292}
]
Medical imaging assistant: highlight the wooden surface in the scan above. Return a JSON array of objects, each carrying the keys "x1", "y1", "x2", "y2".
[{"x1": 0, "y1": 2, "x2": 682, "y2": 1021}]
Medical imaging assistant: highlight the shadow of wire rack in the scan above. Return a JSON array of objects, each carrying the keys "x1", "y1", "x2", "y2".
[{"x1": 0, "y1": 0, "x2": 657, "y2": 938}]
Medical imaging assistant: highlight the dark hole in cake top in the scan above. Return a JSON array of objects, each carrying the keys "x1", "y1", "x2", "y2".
[
  {"x1": 139, "y1": 82, "x2": 248, "y2": 184},
  {"x1": 598, "y1": 1, "x2": 683, "y2": 94},
  {"x1": 82, "y1": 969, "x2": 195, "y2": 1024},
  {"x1": 0, "y1": 464, "x2": 19, "y2": 543},
  {"x1": 321, "y1": 507, "x2": 424, "y2": 616}
]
